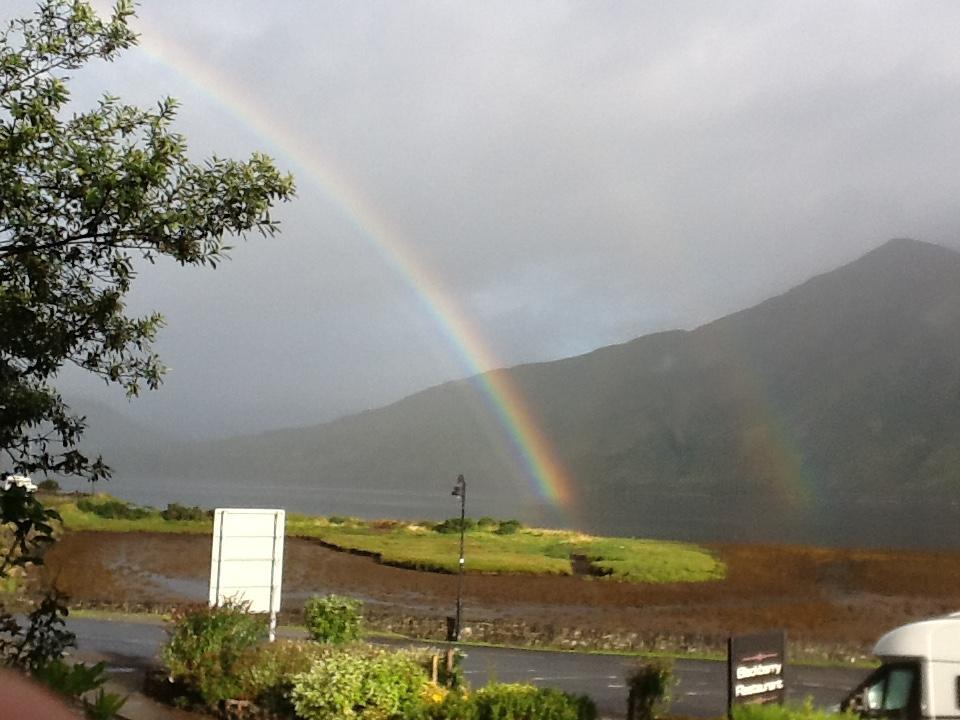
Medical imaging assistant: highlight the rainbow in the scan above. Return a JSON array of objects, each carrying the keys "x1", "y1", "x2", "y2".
[{"x1": 129, "y1": 26, "x2": 575, "y2": 509}]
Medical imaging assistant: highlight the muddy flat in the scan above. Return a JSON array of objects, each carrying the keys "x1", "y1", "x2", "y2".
[{"x1": 35, "y1": 531, "x2": 960, "y2": 657}]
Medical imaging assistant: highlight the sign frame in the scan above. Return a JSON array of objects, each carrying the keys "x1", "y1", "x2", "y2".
[
  {"x1": 208, "y1": 508, "x2": 285, "y2": 641},
  {"x1": 727, "y1": 630, "x2": 787, "y2": 715}
]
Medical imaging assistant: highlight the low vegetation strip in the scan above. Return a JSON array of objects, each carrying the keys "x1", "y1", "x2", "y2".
[
  {"x1": 49, "y1": 494, "x2": 212, "y2": 534},
  {"x1": 287, "y1": 516, "x2": 725, "y2": 583},
  {"x1": 47, "y1": 493, "x2": 725, "y2": 583}
]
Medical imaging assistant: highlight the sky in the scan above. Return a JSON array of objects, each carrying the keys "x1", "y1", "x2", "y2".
[{"x1": 14, "y1": 0, "x2": 960, "y2": 438}]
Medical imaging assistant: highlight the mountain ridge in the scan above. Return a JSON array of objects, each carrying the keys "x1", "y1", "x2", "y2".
[{"x1": 98, "y1": 238, "x2": 960, "y2": 543}]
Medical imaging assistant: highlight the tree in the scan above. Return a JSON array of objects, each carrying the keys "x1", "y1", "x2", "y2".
[
  {"x1": 0, "y1": 0, "x2": 295, "y2": 694},
  {"x1": 0, "y1": 0, "x2": 296, "y2": 483}
]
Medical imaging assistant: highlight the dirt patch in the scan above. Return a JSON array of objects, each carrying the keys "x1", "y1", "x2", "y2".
[{"x1": 31, "y1": 531, "x2": 960, "y2": 657}]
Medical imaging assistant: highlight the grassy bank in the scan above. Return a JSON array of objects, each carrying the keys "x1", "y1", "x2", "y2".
[
  {"x1": 46, "y1": 493, "x2": 725, "y2": 583},
  {"x1": 290, "y1": 516, "x2": 724, "y2": 582}
]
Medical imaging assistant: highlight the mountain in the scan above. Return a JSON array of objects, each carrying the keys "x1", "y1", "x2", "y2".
[{"x1": 104, "y1": 239, "x2": 960, "y2": 543}]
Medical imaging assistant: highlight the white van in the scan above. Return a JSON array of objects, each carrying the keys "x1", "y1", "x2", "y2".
[{"x1": 842, "y1": 614, "x2": 960, "y2": 720}]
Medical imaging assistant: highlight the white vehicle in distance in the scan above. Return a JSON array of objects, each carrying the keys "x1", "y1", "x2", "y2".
[{"x1": 0, "y1": 473, "x2": 38, "y2": 492}]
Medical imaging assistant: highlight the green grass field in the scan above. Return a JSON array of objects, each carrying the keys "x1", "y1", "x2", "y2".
[
  {"x1": 291, "y1": 518, "x2": 724, "y2": 582},
  {"x1": 47, "y1": 493, "x2": 725, "y2": 583}
]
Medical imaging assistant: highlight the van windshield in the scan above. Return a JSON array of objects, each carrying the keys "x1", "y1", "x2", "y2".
[{"x1": 845, "y1": 662, "x2": 920, "y2": 719}]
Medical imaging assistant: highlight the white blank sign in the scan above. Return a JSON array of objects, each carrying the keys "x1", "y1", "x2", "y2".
[{"x1": 209, "y1": 508, "x2": 285, "y2": 614}]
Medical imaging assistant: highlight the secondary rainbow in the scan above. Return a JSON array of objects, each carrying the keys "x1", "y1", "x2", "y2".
[{"x1": 133, "y1": 28, "x2": 575, "y2": 508}]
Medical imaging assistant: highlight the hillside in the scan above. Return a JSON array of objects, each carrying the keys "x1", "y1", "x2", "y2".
[{"x1": 104, "y1": 239, "x2": 960, "y2": 544}]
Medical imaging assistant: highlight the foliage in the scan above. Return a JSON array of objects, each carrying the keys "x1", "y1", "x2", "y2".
[
  {"x1": 84, "y1": 686, "x2": 129, "y2": 720},
  {"x1": 435, "y1": 517, "x2": 477, "y2": 534},
  {"x1": 435, "y1": 517, "x2": 524, "y2": 536},
  {"x1": 427, "y1": 690, "x2": 479, "y2": 720},
  {"x1": 494, "y1": 520, "x2": 522, "y2": 535},
  {"x1": 77, "y1": 497, "x2": 149, "y2": 520},
  {"x1": 37, "y1": 479, "x2": 60, "y2": 493},
  {"x1": 0, "y1": 3, "x2": 289, "y2": 708},
  {"x1": 33, "y1": 659, "x2": 127, "y2": 719},
  {"x1": 290, "y1": 644, "x2": 430, "y2": 720},
  {"x1": 732, "y1": 698, "x2": 858, "y2": 720},
  {"x1": 161, "y1": 601, "x2": 267, "y2": 708},
  {"x1": 160, "y1": 502, "x2": 208, "y2": 521},
  {"x1": 0, "y1": 0, "x2": 294, "y2": 484},
  {"x1": 626, "y1": 659, "x2": 674, "y2": 720},
  {"x1": 303, "y1": 594, "x2": 363, "y2": 645},
  {"x1": 233, "y1": 639, "x2": 326, "y2": 715},
  {"x1": 0, "y1": 591, "x2": 75, "y2": 671},
  {"x1": 438, "y1": 682, "x2": 596, "y2": 720},
  {"x1": 55, "y1": 493, "x2": 211, "y2": 533},
  {"x1": 0, "y1": 486, "x2": 59, "y2": 577}
]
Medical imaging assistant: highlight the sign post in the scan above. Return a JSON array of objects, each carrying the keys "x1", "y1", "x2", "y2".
[
  {"x1": 727, "y1": 630, "x2": 786, "y2": 717},
  {"x1": 209, "y1": 508, "x2": 285, "y2": 641}
]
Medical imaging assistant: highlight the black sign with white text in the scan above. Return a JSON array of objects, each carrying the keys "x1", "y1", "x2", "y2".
[{"x1": 727, "y1": 630, "x2": 786, "y2": 715}]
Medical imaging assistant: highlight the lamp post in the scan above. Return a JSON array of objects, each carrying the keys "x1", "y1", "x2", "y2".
[{"x1": 451, "y1": 473, "x2": 466, "y2": 641}]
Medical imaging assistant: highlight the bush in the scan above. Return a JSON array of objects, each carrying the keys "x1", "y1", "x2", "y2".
[
  {"x1": 626, "y1": 659, "x2": 674, "y2": 720},
  {"x1": 494, "y1": 520, "x2": 523, "y2": 535},
  {"x1": 36, "y1": 479, "x2": 60, "y2": 493},
  {"x1": 233, "y1": 639, "x2": 326, "y2": 715},
  {"x1": 290, "y1": 645, "x2": 430, "y2": 720},
  {"x1": 303, "y1": 594, "x2": 363, "y2": 644},
  {"x1": 477, "y1": 516, "x2": 499, "y2": 529},
  {"x1": 33, "y1": 659, "x2": 127, "y2": 719},
  {"x1": 159, "y1": 503, "x2": 208, "y2": 521},
  {"x1": 161, "y1": 601, "x2": 267, "y2": 708},
  {"x1": 463, "y1": 682, "x2": 596, "y2": 720},
  {"x1": 435, "y1": 517, "x2": 477, "y2": 534},
  {"x1": 732, "y1": 699, "x2": 858, "y2": 720},
  {"x1": 428, "y1": 690, "x2": 479, "y2": 720},
  {"x1": 76, "y1": 497, "x2": 150, "y2": 520}
]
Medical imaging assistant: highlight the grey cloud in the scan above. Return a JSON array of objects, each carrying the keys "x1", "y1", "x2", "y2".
[{"x1": 12, "y1": 0, "x2": 960, "y2": 435}]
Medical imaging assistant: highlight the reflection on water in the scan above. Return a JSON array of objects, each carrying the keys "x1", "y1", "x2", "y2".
[{"x1": 60, "y1": 476, "x2": 960, "y2": 551}]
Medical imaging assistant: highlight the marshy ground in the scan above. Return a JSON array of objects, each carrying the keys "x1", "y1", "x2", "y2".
[{"x1": 33, "y1": 531, "x2": 960, "y2": 658}]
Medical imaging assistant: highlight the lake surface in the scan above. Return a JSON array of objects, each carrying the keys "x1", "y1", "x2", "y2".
[{"x1": 60, "y1": 475, "x2": 960, "y2": 551}]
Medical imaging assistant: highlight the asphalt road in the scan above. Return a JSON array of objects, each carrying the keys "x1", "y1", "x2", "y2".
[{"x1": 67, "y1": 617, "x2": 870, "y2": 718}]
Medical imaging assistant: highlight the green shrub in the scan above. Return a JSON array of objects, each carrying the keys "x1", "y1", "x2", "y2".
[
  {"x1": 428, "y1": 690, "x2": 479, "y2": 720},
  {"x1": 290, "y1": 645, "x2": 429, "y2": 720},
  {"x1": 381, "y1": 645, "x2": 465, "y2": 690},
  {"x1": 36, "y1": 479, "x2": 60, "y2": 493},
  {"x1": 76, "y1": 497, "x2": 150, "y2": 520},
  {"x1": 732, "y1": 699, "x2": 857, "y2": 720},
  {"x1": 160, "y1": 502, "x2": 209, "y2": 521},
  {"x1": 33, "y1": 659, "x2": 127, "y2": 719},
  {"x1": 161, "y1": 601, "x2": 267, "y2": 708},
  {"x1": 434, "y1": 517, "x2": 477, "y2": 534},
  {"x1": 303, "y1": 594, "x2": 363, "y2": 644},
  {"x1": 233, "y1": 639, "x2": 325, "y2": 715},
  {"x1": 494, "y1": 520, "x2": 522, "y2": 535},
  {"x1": 466, "y1": 682, "x2": 597, "y2": 720},
  {"x1": 477, "y1": 516, "x2": 498, "y2": 529},
  {"x1": 626, "y1": 659, "x2": 674, "y2": 720}
]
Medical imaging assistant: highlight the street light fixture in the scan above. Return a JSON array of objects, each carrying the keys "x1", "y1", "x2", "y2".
[{"x1": 451, "y1": 473, "x2": 466, "y2": 641}]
